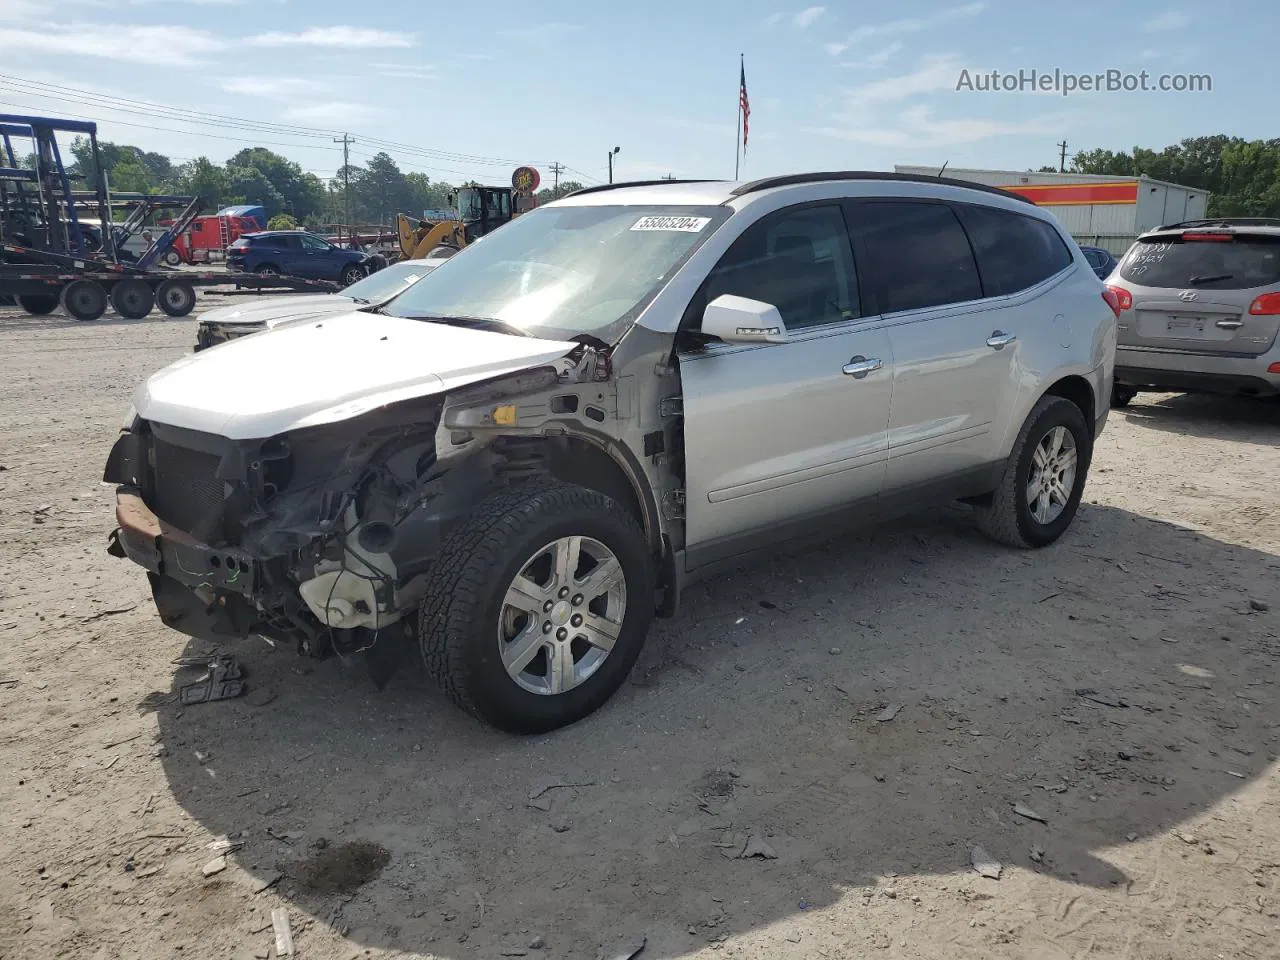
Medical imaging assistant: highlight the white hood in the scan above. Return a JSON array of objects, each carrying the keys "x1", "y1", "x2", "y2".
[
  {"x1": 196, "y1": 293, "x2": 354, "y2": 329},
  {"x1": 136, "y1": 312, "x2": 577, "y2": 439}
]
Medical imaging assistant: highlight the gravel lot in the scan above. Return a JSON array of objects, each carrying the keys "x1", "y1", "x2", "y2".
[{"x1": 2, "y1": 296, "x2": 1278, "y2": 960}]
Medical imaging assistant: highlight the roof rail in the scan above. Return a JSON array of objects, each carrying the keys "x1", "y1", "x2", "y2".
[
  {"x1": 729, "y1": 170, "x2": 1036, "y2": 205},
  {"x1": 561, "y1": 179, "x2": 724, "y2": 199},
  {"x1": 1155, "y1": 217, "x2": 1280, "y2": 231}
]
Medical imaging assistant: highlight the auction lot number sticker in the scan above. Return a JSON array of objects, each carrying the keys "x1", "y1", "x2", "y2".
[{"x1": 631, "y1": 215, "x2": 711, "y2": 232}]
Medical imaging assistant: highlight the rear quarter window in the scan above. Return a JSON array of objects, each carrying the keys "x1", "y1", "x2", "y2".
[
  {"x1": 1119, "y1": 235, "x2": 1280, "y2": 290},
  {"x1": 956, "y1": 204, "x2": 1075, "y2": 296}
]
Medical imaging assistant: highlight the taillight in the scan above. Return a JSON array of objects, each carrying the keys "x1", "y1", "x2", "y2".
[
  {"x1": 1103, "y1": 285, "x2": 1131, "y2": 317},
  {"x1": 1180, "y1": 232, "x2": 1233, "y2": 242},
  {"x1": 1248, "y1": 292, "x2": 1280, "y2": 315}
]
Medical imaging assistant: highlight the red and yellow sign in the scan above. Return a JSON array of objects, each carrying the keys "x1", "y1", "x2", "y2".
[{"x1": 996, "y1": 181, "x2": 1139, "y2": 206}]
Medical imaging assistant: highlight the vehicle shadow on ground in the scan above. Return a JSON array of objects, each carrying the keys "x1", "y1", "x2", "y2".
[
  {"x1": 1121, "y1": 392, "x2": 1280, "y2": 446},
  {"x1": 150, "y1": 501, "x2": 1280, "y2": 959}
]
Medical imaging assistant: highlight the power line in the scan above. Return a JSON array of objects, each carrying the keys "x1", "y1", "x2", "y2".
[
  {"x1": 334, "y1": 133, "x2": 354, "y2": 225},
  {"x1": 548, "y1": 161, "x2": 564, "y2": 197},
  {"x1": 0, "y1": 73, "x2": 555, "y2": 171}
]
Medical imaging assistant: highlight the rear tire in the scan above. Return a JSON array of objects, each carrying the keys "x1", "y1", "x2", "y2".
[
  {"x1": 162, "y1": 249, "x2": 182, "y2": 267},
  {"x1": 974, "y1": 395, "x2": 1092, "y2": 548},
  {"x1": 418, "y1": 481, "x2": 654, "y2": 734},
  {"x1": 59, "y1": 280, "x2": 108, "y2": 322},
  {"x1": 155, "y1": 279, "x2": 196, "y2": 317},
  {"x1": 17, "y1": 294, "x2": 59, "y2": 315},
  {"x1": 109, "y1": 279, "x2": 155, "y2": 320}
]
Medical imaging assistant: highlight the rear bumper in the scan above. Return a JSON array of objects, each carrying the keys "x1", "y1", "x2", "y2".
[{"x1": 1116, "y1": 346, "x2": 1280, "y2": 396}]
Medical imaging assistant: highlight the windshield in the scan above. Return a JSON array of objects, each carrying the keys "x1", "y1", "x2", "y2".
[
  {"x1": 1119, "y1": 234, "x2": 1280, "y2": 290},
  {"x1": 383, "y1": 204, "x2": 728, "y2": 340},
  {"x1": 342, "y1": 260, "x2": 437, "y2": 303}
]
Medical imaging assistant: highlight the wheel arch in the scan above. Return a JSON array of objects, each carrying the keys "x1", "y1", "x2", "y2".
[{"x1": 1043, "y1": 374, "x2": 1096, "y2": 435}]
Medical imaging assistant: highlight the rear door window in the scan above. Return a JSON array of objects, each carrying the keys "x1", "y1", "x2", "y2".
[
  {"x1": 847, "y1": 200, "x2": 982, "y2": 313},
  {"x1": 1118, "y1": 235, "x2": 1280, "y2": 290},
  {"x1": 271, "y1": 234, "x2": 299, "y2": 250},
  {"x1": 956, "y1": 204, "x2": 1074, "y2": 296}
]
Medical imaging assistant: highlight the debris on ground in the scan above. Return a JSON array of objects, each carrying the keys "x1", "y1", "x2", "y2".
[
  {"x1": 876, "y1": 702, "x2": 903, "y2": 722},
  {"x1": 1012, "y1": 803, "x2": 1048, "y2": 824},
  {"x1": 526, "y1": 795, "x2": 554, "y2": 812},
  {"x1": 600, "y1": 934, "x2": 647, "y2": 960},
  {"x1": 970, "y1": 845, "x2": 1002, "y2": 880},
  {"x1": 79, "y1": 602, "x2": 138, "y2": 623},
  {"x1": 1175, "y1": 831, "x2": 1199, "y2": 845},
  {"x1": 271, "y1": 908, "x2": 294, "y2": 957},
  {"x1": 251, "y1": 872, "x2": 281, "y2": 894},
  {"x1": 738, "y1": 836, "x2": 778, "y2": 860},
  {"x1": 200, "y1": 855, "x2": 227, "y2": 877},
  {"x1": 1127, "y1": 832, "x2": 1139, "y2": 842},
  {"x1": 1076, "y1": 688, "x2": 1128, "y2": 708},
  {"x1": 1029, "y1": 845, "x2": 1046, "y2": 864},
  {"x1": 177, "y1": 654, "x2": 246, "y2": 705},
  {"x1": 1249, "y1": 599, "x2": 1270, "y2": 612},
  {"x1": 528, "y1": 781, "x2": 595, "y2": 801}
]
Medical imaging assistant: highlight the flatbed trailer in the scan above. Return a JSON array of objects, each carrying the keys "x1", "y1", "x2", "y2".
[{"x1": 0, "y1": 247, "x2": 341, "y2": 320}]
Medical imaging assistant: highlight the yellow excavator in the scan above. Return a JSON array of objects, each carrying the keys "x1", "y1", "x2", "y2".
[{"x1": 396, "y1": 184, "x2": 519, "y2": 260}]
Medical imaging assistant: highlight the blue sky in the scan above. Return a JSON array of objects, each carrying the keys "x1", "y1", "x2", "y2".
[{"x1": 0, "y1": 0, "x2": 1272, "y2": 188}]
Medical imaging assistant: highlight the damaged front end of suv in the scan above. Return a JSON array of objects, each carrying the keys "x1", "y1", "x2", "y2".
[{"x1": 103, "y1": 350, "x2": 613, "y2": 672}]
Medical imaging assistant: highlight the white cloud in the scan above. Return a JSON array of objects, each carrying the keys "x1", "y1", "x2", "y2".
[
  {"x1": 1144, "y1": 11, "x2": 1190, "y2": 32},
  {"x1": 249, "y1": 27, "x2": 414, "y2": 48},
  {"x1": 0, "y1": 23, "x2": 223, "y2": 65},
  {"x1": 824, "y1": 1, "x2": 988, "y2": 56},
  {"x1": 282, "y1": 102, "x2": 383, "y2": 124},
  {"x1": 764, "y1": 12, "x2": 784, "y2": 27},
  {"x1": 841, "y1": 54, "x2": 965, "y2": 106},
  {"x1": 810, "y1": 103, "x2": 1060, "y2": 148},
  {"x1": 373, "y1": 64, "x2": 436, "y2": 80},
  {"x1": 220, "y1": 76, "x2": 331, "y2": 98},
  {"x1": 499, "y1": 22, "x2": 583, "y2": 43},
  {"x1": 843, "y1": 40, "x2": 905, "y2": 69},
  {"x1": 795, "y1": 6, "x2": 826, "y2": 28}
]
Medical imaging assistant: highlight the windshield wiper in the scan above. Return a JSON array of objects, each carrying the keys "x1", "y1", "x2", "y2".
[
  {"x1": 1188, "y1": 273, "x2": 1234, "y2": 284},
  {"x1": 396, "y1": 313, "x2": 532, "y2": 337}
]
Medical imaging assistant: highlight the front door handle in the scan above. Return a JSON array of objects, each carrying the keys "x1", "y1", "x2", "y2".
[
  {"x1": 1215, "y1": 319, "x2": 1243, "y2": 330},
  {"x1": 842, "y1": 356, "x2": 883, "y2": 379},
  {"x1": 986, "y1": 331, "x2": 1017, "y2": 349}
]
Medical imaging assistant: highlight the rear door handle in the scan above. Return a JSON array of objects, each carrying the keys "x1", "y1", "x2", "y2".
[
  {"x1": 986, "y1": 331, "x2": 1017, "y2": 349},
  {"x1": 1215, "y1": 319, "x2": 1243, "y2": 330},
  {"x1": 842, "y1": 356, "x2": 883, "y2": 379}
]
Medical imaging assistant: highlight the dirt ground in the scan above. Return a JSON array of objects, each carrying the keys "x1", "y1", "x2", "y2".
[{"x1": 2, "y1": 295, "x2": 1279, "y2": 960}]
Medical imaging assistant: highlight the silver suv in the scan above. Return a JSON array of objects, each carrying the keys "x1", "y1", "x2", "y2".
[
  {"x1": 1108, "y1": 218, "x2": 1280, "y2": 405},
  {"x1": 104, "y1": 172, "x2": 1117, "y2": 732}
]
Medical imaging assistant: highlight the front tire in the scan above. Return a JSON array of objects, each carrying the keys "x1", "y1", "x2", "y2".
[
  {"x1": 418, "y1": 481, "x2": 654, "y2": 734},
  {"x1": 340, "y1": 264, "x2": 365, "y2": 286},
  {"x1": 974, "y1": 395, "x2": 1092, "y2": 548}
]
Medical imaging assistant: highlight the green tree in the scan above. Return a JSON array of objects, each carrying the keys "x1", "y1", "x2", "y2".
[
  {"x1": 352, "y1": 152, "x2": 412, "y2": 225},
  {"x1": 225, "y1": 164, "x2": 285, "y2": 214},
  {"x1": 174, "y1": 157, "x2": 230, "y2": 209},
  {"x1": 267, "y1": 213, "x2": 299, "y2": 230},
  {"x1": 405, "y1": 171, "x2": 455, "y2": 216},
  {"x1": 535, "y1": 180, "x2": 584, "y2": 203},
  {"x1": 226, "y1": 147, "x2": 322, "y2": 219}
]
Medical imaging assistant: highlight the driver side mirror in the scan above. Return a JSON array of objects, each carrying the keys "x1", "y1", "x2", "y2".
[{"x1": 701, "y1": 294, "x2": 789, "y2": 344}]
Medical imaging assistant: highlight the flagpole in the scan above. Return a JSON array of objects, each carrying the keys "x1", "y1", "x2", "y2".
[{"x1": 734, "y1": 53, "x2": 742, "y2": 180}]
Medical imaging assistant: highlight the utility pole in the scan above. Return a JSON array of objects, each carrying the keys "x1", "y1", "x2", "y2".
[
  {"x1": 1056, "y1": 139, "x2": 1068, "y2": 173},
  {"x1": 661, "y1": 173, "x2": 676, "y2": 180},
  {"x1": 607, "y1": 146, "x2": 620, "y2": 184},
  {"x1": 549, "y1": 161, "x2": 565, "y2": 199},
  {"x1": 334, "y1": 133, "x2": 355, "y2": 223}
]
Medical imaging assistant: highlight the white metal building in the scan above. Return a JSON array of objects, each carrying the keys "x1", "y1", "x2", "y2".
[{"x1": 894, "y1": 166, "x2": 1209, "y2": 254}]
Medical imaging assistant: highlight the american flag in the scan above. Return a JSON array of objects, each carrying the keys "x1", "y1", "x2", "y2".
[{"x1": 739, "y1": 60, "x2": 750, "y2": 153}]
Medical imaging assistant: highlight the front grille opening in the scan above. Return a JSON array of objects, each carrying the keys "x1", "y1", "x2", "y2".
[{"x1": 151, "y1": 437, "x2": 226, "y2": 533}]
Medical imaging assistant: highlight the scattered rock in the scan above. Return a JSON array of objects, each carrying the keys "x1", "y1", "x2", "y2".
[
  {"x1": 1126, "y1": 832, "x2": 1139, "y2": 842},
  {"x1": 738, "y1": 836, "x2": 778, "y2": 860},
  {"x1": 251, "y1": 871, "x2": 282, "y2": 894},
  {"x1": 551, "y1": 820, "x2": 572, "y2": 834},
  {"x1": 874, "y1": 774, "x2": 886, "y2": 783},
  {"x1": 1175, "y1": 831, "x2": 1199, "y2": 845},
  {"x1": 1029, "y1": 845, "x2": 1045, "y2": 864},
  {"x1": 970, "y1": 845, "x2": 1002, "y2": 880},
  {"x1": 602, "y1": 934, "x2": 647, "y2": 960},
  {"x1": 529, "y1": 935, "x2": 546, "y2": 950},
  {"x1": 876, "y1": 702, "x2": 903, "y2": 723},
  {"x1": 881, "y1": 888, "x2": 897, "y2": 899},
  {"x1": 1012, "y1": 803, "x2": 1047, "y2": 824},
  {"x1": 829, "y1": 646, "x2": 842, "y2": 655},
  {"x1": 969, "y1": 728, "x2": 982, "y2": 737},
  {"x1": 1075, "y1": 688, "x2": 1128, "y2": 709},
  {"x1": 1249, "y1": 599, "x2": 1269, "y2": 613},
  {"x1": 201, "y1": 855, "x2": 227, "y2": 878}
]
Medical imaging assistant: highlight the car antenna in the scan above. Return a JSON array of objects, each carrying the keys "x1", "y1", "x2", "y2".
[{"x1": 936, "y1": 160, "x2": 949, "y2": 178}]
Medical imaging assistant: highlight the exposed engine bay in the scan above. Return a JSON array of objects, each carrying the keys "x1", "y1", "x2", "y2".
[{"x1": 103, "y1": 340, "x2": 667, "y2": 677}]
